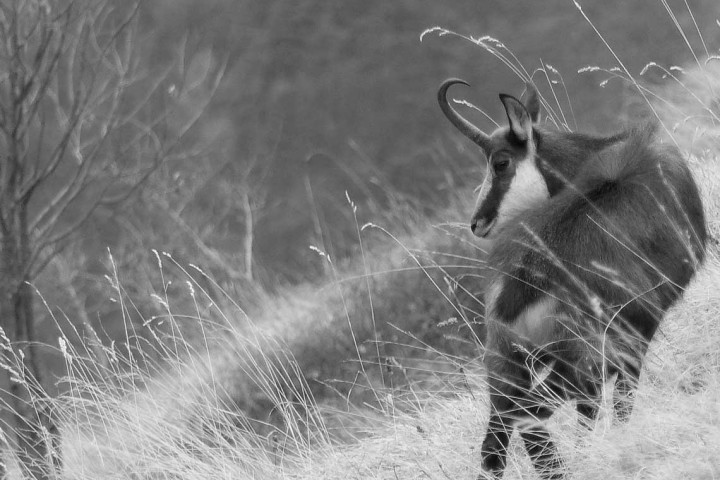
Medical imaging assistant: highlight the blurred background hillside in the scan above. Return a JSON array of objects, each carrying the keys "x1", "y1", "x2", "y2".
[
  {"x1": 30, "y1": 0, "x2": 720, "y2": 392},
  {"x1": 136, "y1": 0, "x2": 719, "y2": 281}
]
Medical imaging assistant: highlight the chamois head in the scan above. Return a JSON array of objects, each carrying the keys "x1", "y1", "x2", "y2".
[{"x1": 438, "y1": 79, "x2": 548, "y2": 239}]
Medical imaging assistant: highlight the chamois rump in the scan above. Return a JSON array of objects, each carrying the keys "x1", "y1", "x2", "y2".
[{"x1": 438, "y1": 78, "x2": 707, "y2": 479}]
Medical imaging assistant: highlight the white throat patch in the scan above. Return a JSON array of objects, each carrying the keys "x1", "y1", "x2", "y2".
[{"x1": 495, "y1": 154, "x2": 550, "y2": 230}]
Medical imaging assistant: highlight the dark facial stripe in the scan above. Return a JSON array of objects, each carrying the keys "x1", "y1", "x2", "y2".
[{"x1": 473, "y1": 171, "x2": 513, "y2": 225}]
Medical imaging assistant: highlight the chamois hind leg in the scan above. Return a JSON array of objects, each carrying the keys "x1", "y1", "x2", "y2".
[
  {"x1": 480, "y1": 332, "x2": 564, "y2": 479},
  {"x1": 576, "y1": 398, "x2": 600, "y2": 428},
  {"x1": 613, "y1": 316, "x2": 657, "y2": 423},
  {"x1": 613, "y1": 351, "x2": 645, "y2": 423}
]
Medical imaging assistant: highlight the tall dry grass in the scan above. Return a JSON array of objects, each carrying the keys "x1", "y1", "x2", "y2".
[{"x1": 1, "y1": 3, "x2": 718, "y2": 480}]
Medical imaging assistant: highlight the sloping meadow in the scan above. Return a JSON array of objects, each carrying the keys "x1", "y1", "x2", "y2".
[
  {"x1": 56, "y1": 198, "x2": 491, "y2": 479},
  {"x1": 50, "y1": 43, "x2": 720, "y2": 480}
]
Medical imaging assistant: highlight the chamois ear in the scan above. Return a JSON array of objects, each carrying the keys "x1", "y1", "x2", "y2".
[
  {"x1": 499, "y1": 93, "x2": 532, "y2": 143},
  {"x1": 523, "y1": 82, "x2": 540, "y2": 123}
]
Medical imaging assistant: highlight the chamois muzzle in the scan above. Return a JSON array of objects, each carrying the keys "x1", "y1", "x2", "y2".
[{"x1": 470, "y1": 216, "x2": 496, "y2": 238}]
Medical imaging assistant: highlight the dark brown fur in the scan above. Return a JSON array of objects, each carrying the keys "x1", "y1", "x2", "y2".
[
  {"x1": 480, "y1": 125, "x2": 706, "y2": 479},
  {"x1": 438, "y1": 80, "x2": 707, "y2": 478}
]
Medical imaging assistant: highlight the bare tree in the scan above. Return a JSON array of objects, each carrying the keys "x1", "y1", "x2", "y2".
[{"x1": 0, "y1": 1, "x2": 221, "y2": 477}]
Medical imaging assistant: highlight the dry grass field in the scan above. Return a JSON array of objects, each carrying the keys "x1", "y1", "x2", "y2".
[
  {"x1": 4, "y1": 5, "x2": 719, "y2": 480},
  {"x1": 47, "y1": 61, "x2": 720, "y2": 479}
]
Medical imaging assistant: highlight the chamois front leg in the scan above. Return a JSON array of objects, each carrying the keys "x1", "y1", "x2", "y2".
[
  {"x1": 481, "y1": 354, "x2": 565, "y2": 479},
  {"x1": 481, "y1": 351, "x2": 522, "y2": 477},
  {"x1": 480, "y1": 328, "x2": 564, "y2": 479},
  {"x1": 480, "y1": 330, "x2": 527, "y2": 477}
]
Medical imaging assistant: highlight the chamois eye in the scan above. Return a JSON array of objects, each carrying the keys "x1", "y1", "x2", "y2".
[{"x1": 492, "y1": 157, "x2": 511, "y2": 175}]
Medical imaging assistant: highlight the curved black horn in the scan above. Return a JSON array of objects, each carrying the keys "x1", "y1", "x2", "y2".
[{"x1": 438, "y1": 78, "x2": 491, "y2": 152}]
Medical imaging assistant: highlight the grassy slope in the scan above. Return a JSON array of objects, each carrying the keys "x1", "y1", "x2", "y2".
[
  {"x1": 57, "y1": 106, "x2": 720, "y2": 480},
  {"x1": 52, "y1": 23, "x2": 720, "y2": 480},
  {"x1": 56, "y1": 198, "x2": 489, "y2": 479},
  {"x1": 289, "y1": 260, "x2": 720, "y2": 480}
]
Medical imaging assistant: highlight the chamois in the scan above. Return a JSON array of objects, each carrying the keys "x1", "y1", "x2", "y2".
[{"x1": 438, "y1": 78, "x2": 707, "y2": 479}]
